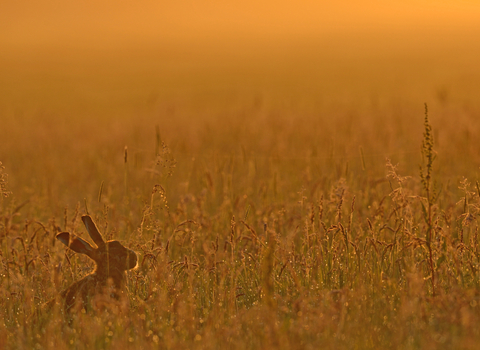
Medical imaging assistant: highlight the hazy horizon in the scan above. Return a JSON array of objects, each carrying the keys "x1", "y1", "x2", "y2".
[{"x1": 1, "y1": 1, "x2": 480, "y2": 115}]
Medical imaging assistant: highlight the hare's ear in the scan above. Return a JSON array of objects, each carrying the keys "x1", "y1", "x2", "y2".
[
  {"x1": 56, "y1": 232, "x2": 96, "y2": 256},
  {"x1": 56, "y1": 232, "x2": 71, "y2": 247},
  {"x1": 81, "y1": 215, "x2": 105, "y2": 247}
]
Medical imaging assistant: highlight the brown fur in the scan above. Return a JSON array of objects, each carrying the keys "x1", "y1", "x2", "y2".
[{"x1": 52, "y1": 215, "x2": 137, "y2": 317}]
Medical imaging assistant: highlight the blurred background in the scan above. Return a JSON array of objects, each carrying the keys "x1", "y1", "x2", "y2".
[
  {"x1": 2, "y1": 0, "x2": 480, "y2": 114},
  {"x1": 1, "y1": 0, "x2": 480, "y2": 215}
]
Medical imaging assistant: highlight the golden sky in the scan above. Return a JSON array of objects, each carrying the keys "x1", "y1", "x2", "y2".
[
  {"x1": 1, "y1": 0, "x2": 479, "y2": 112},
  {"x1": 2, "y1": 1, "x2": 479, "y2": 51}
]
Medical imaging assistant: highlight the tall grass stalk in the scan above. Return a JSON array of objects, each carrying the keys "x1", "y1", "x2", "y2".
[
  {"x1": 124, "y1": 146, "x2": 128, "y2": 198},
  {"x1": 419, "y1": 103, "x2": 437, "y2": 295}
]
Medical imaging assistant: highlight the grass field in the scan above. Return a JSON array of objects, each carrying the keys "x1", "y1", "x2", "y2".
[
  {"x1": 2, "y1": 3, "x2": 480, "y2": 348},
  {"x1": 2, "y1": 87, "x2": 480, "y2": 349}
]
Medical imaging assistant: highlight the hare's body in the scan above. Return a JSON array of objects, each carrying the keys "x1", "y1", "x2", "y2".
[{"x1": 53, "y1": 215, "x2": 137, "y2": 316}]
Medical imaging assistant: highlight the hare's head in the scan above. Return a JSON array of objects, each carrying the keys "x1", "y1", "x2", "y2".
[{"x1": 56, "y1": 215, "x2": 137, "y2": 281}]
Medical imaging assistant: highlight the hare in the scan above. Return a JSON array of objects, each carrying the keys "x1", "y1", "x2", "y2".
[{"x1": 52, "y1": 215, "x2": 137, "y2": 316}]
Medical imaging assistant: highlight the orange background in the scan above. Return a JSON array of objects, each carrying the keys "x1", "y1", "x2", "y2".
[{"x1": 1, "y1": 1, "x2": 479, "y2": 114}]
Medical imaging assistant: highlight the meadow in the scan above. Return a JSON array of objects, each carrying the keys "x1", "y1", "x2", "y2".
[{"x1": 2, "y1": 38, "x2": 480, "y2": 349}]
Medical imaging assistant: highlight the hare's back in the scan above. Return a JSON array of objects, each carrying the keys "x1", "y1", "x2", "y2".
[{"x1": 64, "y1": 274, "x2": 101, "y2": 313}]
